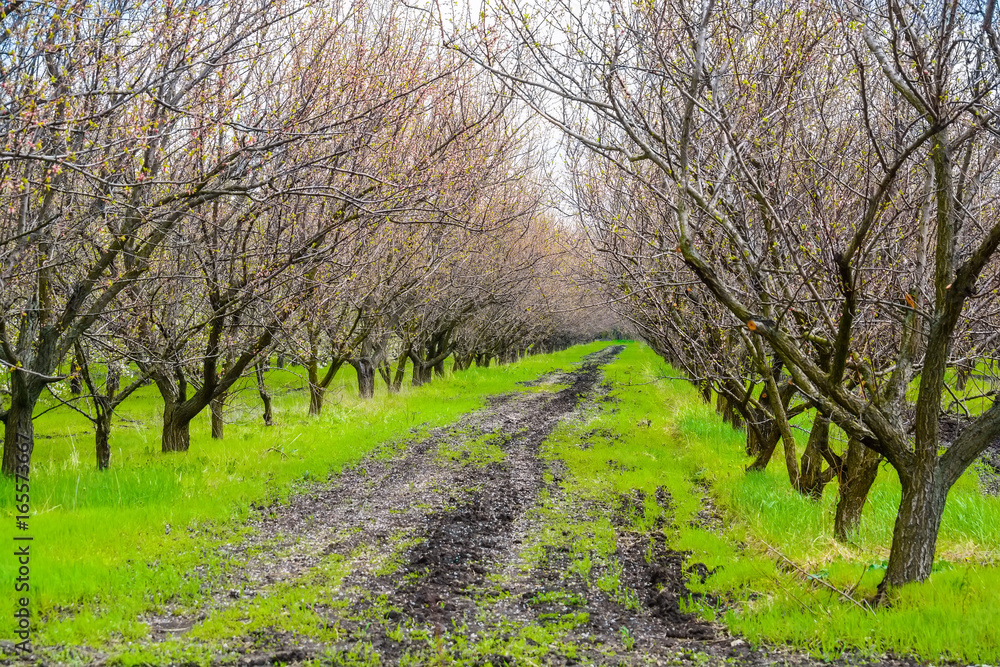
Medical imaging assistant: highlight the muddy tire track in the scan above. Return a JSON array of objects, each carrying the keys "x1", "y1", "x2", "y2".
[{"x1": 386, "y1": 346, "x2": 625, "y2": 628}]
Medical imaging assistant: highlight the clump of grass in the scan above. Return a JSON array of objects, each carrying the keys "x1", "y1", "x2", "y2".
[{"x1": 437, "y1": 431, "x2": 506, "y2": 468}]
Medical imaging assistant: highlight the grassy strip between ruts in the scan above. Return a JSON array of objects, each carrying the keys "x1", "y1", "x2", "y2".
[
  {"x1": 0, "y1": 342, "x2": 613, "y2": 649},
  {"x1": 592, "y1": 343, "x2": 1000, "y2": 664}
]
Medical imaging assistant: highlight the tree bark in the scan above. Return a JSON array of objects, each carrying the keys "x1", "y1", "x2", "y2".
[
  {"x1": 878, "y1": 464, "x2": 947, "y2": 596},
  {"x1": 799, "y1": 414, "x2": 833, "y2": 499},
  {"x1": 956, "y1": 366, "x2": 969, "y2": 392},
  {"x1": 307, "y1": 360, "x2": 343, "y2": 416},
  {"x1": 1, "y1": 377, "x2": 40, "y2": 476},
  {"x1": 433, "y1": 358, "x2": 445, "y2": 378},
  {"x1": 700, "y1": 380, "x2": 713, "y2": 404},
  {"x1": 745, "y1": 413, "x2": 767, "y2": 456},
  {"x1": 351, "y1": 358, "x2": 375, "y2": 399},
  {"x1": 412, "y1": 362, "x2": 432, "y2": 387},
  {"x1": 725, "y1": 400, "x2": 743, "y2": 429},
  {"x1": 161, "y1": 401, "x2": 192, "y2": 453},
  {"x1": 210, "y1": 393, "x2": 226, "y2": 439},
  {"x1": 309, "y1": 384, "x2": 325, "y2": 416},
  {"x1": 453, "y1": 353, "x2": 473, "y2": 372},
  {"x1": 391, "y1": 347, "x2": 409, "y2": 392},
  {"x1": 746, "y1": 424, "x2": 780, "y2": 471},
  {"x1": 834, "y1": 437, "x2": 881, "y2": 541},
  {"x1": 95, "y1": 400, "x2": 112, "y2": 470},
  {"x1": 377, "y1": 360, "x2": 392, "y2": 390}
]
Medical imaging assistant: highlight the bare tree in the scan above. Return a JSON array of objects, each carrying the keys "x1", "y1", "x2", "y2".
[{"x1": 460, "y1": 0, "x2": 1000, "y2": 592}]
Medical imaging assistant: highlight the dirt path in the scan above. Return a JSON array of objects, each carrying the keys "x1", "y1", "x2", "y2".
[{"x1": 27, "y1": 346, "x2": 920, "y2": 666}]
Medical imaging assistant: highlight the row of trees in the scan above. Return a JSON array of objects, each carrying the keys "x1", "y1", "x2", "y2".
[
  {"x1": 454, "y1": 0, "x2": 1000, "y2": 593},
  {"x1": 0, "y1": 1, "x2": 606, "y2": 476}
]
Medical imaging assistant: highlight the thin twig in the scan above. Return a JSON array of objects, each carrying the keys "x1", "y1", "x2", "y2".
[{"x1": 762, "y1": 540, "x2": 876, "y2": 616}]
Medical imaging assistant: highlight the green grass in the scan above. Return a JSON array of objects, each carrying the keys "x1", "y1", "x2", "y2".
[
  {"x1": 5, "y1": 340, "x2": 999, "y2": 663},
  {"x1": 592, "y1": 343, "x2": 1000, "y2": 663},
  {"x1": 437, "y1": 431, "x2": 507, "y2": 468},
  {"x1": 0, "y1": 343, "x2": 611, "y2": 648}
]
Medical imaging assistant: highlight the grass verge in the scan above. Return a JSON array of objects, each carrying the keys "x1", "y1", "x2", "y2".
[{"x1": 598, "y1": 343, "x2": 1000, "y2": 663}]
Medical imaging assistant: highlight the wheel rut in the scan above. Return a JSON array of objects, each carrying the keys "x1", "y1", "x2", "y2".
[
  {"x1": 385, "y1": 346, "x2": 622, "y2": 629},
  {"x1": 144, "y1": 346, "x2": 622, "y2": 649}
]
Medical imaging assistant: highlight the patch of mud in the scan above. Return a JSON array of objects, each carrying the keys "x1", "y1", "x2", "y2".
[
  {"x1": 689, "y1": 476, "x2": 726, "y2": 534},
  {"x1": 517, "y1": 368, "x2": 566, "y2": 386},
  {"x1": 359, "y1": 347, "x2": 625, "y2": 659}
]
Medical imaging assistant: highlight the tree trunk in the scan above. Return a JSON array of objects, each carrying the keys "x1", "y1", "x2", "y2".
[
  {"x1": 2, "y1": 376, "x2": 40, "y2": 476},
  {"x1": 412, "y1": 362, "x2": 432, "y2": 387},
  {"x1": 377, "y1": 361, "x2": 393, "y2": 391},
  {"x1": 106, "y1": 365, "x2": 120, "y2": 397},
  {"x1": 161, "y1": 402, "x2": 192, "y2": 453},
  {"x1": 276, "y1": 353, "x2": 285, "y2": 369},
  {"x1": 834, "y1": 437, "x2": 882, "y2": 541},
  {"x1": 351, "y1": 358, "x2": 375, "y2": 399},
  {"x1": 391, "y1": 348, "x2": 409, "y2": 392},
  {"x1": 799, "y1": 414, "x2": 832, "y2": 499},
  {"x1": 210, "y1": 393, "x2": 226, "y2": 439},
  {"x1": 746, "y1": 416, "x2": 764, "y2": 456},
  {"x1": 95, "y1": 401, "x2": 112, "y2": 470},
  {"x1": 309, "y1": 384, "x2": 325, "y2": 416},
  {"x1": 878, "y1": 464, "x2": 947, "y2": 596},
  {"x1": 746, "y1": 419, "x2": 781, "y2": 471},
  {"x1": 433, "y1": 358, "x2": 445, "y2": 378},
  {"x1": 956, "y1": 367, "x2": 969, "y2": 392},
  {"x1": 725, "y1": 400, "x2": 743, "y2": 429},
  {"x1": 255, "y1": 363, "x2": 273, "y2": 426}
]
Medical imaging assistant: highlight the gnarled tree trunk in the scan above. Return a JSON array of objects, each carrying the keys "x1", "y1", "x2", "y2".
[
  {"x1": 95, "y1": 399, "x2": 112, "y2": 470},
  {"x1": 799, "y1": 414, "x2": 834, "y2": 499},
  {"x1": 2, "y1": 373, "x2": 42, "y2": 476},
  {"x1": 161, "y1": 401, "x2": 192, "y2": 453},
  {"x1": 746, "y1": 416, "x2": 781, "y2": 471},
  {"x1": 391, "y1": 347, "x2": 409, "y2": 393},
  {"x1": 377, "y1": 361, "x2": 392, "y2": 391},
  {"x1": 307, "y1": 360, "x2": 343, "y2": 416},
  {"x1": 411, "y1": 362, "x2": 432, "y2": 387},
  {"x1": 878, "y1": 462, "x2": 947, "y2": 596},
  {"x1": 834, "y1": 437, "x2": 882, "y2": 541}
]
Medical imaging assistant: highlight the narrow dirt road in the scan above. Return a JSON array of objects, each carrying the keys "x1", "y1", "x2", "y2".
[{"x1": 58, "y1": 346, "x2": 916, "y2": 666}]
